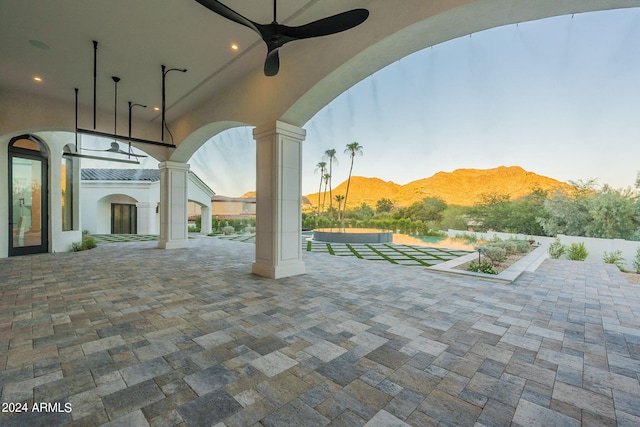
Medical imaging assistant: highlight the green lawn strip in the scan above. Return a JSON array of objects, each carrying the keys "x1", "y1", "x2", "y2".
[
  {"x1": 380, "y1": 244, "x2": 433, "y2": 266},
  {"x1": 395, "y1": 244, "x2": 451, "y2": 261},
  {"x1": 434, "y1": 248, "x2": 473, "y2": 261},
  {"x1": 403, "y1": 245, "x2": 455, "y2": 262},
  {"x1": 326, "y1": 243, "x2": 335, "y2": 255},
  {"x1": 345, "y1": 244, "x2": 364, "y2": 259},
  {"x1": 91, "y1": 234, "x2": 158, "y2": 243},
  {"x1": 364, "y1": 244, "x2": 398, "y2": 264}
]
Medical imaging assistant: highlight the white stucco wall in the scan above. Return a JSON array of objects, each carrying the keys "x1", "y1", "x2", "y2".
[
  {"x1": 80, "y1": 181, "x2": 156, "y2": 234},
  {"x1": 447, "y1": 229, "x2": 640, "y2": 272},
  {"x1": 187, "y1": 172, "x2": 215, "y2": 209},
  {"x1": 80, "y1": 171, "x2": 214, "y2": 235}
]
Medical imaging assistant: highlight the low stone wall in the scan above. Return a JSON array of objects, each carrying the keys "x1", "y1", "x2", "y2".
[{"x1": 313, "y1": 229, "x2": 393, "y2": 244}]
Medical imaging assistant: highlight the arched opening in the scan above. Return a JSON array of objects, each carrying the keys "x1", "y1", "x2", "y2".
[
  {"x1": 95, "y1": 194, "x2": 139, "y2": 235},
  {"x1": 8, "y1": 135, "x2": 49, "y2": 256}
]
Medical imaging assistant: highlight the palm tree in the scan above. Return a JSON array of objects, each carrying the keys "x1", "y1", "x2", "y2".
[
  {"x1": 322, "y1": 173, "x2": 331, "y2": 214},
  {"x1": 323, "y1": 149, "x2": 338, "y2": 218},
  {"x1": 343, "y1": 142, "x2": 363, "y2": 215},
  {"x1": 314, "y1": 161, "x2": 327, "y2": 216},
  {"x1": 335, "y1": 195, "x2": 344, "y2": 221}
]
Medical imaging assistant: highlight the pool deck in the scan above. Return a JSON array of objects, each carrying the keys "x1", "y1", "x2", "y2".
[{"x1": 1, "y1": 237, "x2": 639, "y2": 426}]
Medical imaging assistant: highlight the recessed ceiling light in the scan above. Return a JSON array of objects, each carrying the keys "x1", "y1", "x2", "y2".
[
  {"x1": 29, "y1": 40, "x2": 50, "y2": 50},
  {"x1": 231, "y1": 43, "x2": 239, "y2": 51},
  {"x1": 153, "y1": 106, "x2": 160, "y2": 111},
  {"x1": 33, "y1": 76, "x2": 43, "y2": 82}
]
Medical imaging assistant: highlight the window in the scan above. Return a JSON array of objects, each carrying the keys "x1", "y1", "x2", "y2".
[{"x1": 62, "y1": 145, "x2": 74, "y2": 231}]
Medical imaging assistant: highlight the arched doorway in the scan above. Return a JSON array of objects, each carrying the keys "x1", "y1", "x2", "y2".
[{"x1": 8, "y1": 135, "x2": 49, "y2": 256}]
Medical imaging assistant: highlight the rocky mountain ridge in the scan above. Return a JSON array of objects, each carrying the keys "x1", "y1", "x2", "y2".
[{"x1": 304, "y1": 166, "x2": 573, "y2": 207}]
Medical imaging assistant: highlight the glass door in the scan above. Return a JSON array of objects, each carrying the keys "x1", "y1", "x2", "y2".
[
  {"x1": 9, "y1": 137, "x2": 48, "y2": 256},
  {"x1": 111, "y1": 203, "x2": 137, "y2": 234}
]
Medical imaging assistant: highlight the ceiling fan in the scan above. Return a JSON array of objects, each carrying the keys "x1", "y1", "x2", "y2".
[
  {"x1": 195, "y1": 0, "x2": 369, "y2": 76},
  {"x1": 83, "y1": 142, "x2": 149, "y2": 158}
]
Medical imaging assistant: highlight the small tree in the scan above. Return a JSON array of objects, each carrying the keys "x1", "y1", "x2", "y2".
[{"x1": 376, "y1": 198, "x2": 393, "y2": 214}]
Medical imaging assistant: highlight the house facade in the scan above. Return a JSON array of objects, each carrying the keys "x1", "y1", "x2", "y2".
[{"x1": 81, "y1": 168, "x2": 215, "y2": 236}]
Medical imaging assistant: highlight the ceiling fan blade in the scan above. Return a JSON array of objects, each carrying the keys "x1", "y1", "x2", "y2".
[
  {"x1": 194, "y1": 0, "x2": 261, "y2": 35},
  {"x1": 264, "y1": 48, "x2": 280, "y2": 77},
  {"x1": 282, "y1": 9, "x2": 369, "y2": 40}
]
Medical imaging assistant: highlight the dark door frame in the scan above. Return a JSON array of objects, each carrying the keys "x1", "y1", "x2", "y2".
[
  {"x1": 111, "y1": 203, "x2": 137, "y2": 234},
  {"x1": 8, "y1": 135, "x2": 49, "y2": 256}
]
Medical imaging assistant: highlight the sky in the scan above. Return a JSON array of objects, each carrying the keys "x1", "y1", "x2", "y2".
[{"x1": 85, "y1": 8, "x2": 640, "y2": 197}]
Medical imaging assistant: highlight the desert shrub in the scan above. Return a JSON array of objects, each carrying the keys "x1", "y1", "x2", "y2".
[
  {"x1": 633, "y1": 247, "x2": 640, "y2": 273},
  {"x1": 567, "y1": 242, "x2": 588, "y2": 261},
  {"x1": 548, "y1": 238, "x2": 566, "y2": 259},
  {"x1": 501, "y1": 240, "x2": 518, "y2": 254},
  {"x1": 302, "y1": 217, "x2": 316, "y2": 229},
  {"x1": 221, "y1": 226, "x2": 235, "y2": 235},
  {"x1": 71, "y1": 236, "x2": 97, "y2": 252},
  {"x1": 508, "y1": 239, "x2": 532, "y2": 253},
  {"x1": 467, "y1": 260, "x2": 498, "y2": 275},
  {"x1": 478, "y1": 245, "x2": 507, "y2": 265},
  {"x1": 602, "y1": 250, "x2": 625, "y2": 271},
  {"x1": 82, "y1": 237, "x2": 97, "y2": 250}
]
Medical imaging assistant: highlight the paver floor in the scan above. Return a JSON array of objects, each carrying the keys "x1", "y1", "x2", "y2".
[{"x1": 0, "y1": 237, "x2": 639, "y2": 426}]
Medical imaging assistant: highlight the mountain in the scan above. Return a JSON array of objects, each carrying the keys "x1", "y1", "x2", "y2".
[{"x1": 305, "y1": 166, "x2": 573, "y2": 208}]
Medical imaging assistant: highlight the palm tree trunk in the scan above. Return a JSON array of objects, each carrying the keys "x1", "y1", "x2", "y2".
[
  {"x1": 344, "y1": 155, "x2": 355, "y2": 215},
  {"x1": 328, "y1": 162, "x2": 333, "y2": 219},
  {"x1": 322, "y1": 179, "x2": 328, "y2": 213},
  {"x1": 317, "y1": 176, "x2": 323, "y2": 216}
]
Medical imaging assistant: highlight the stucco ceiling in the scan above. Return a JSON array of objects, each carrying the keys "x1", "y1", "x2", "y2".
[{"x1": 0, "y1": 0, "x2": 373, "y2": 124}]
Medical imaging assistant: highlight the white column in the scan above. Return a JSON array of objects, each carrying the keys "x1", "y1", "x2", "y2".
[
  {"x1": 200, "y1": 205, "x2": 212, "y2": 235},
  {"x1": 158, "y1": 161, "x2": 190, "y2": 249},
  {"x1": 252, "y1": 121, "x2": 306, "y2": 279},
  {"x1": 136, "y1": 202, "x2": 153, "y2": 234}
]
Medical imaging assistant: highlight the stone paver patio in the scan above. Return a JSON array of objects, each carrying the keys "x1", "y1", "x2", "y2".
[{"x1": 1, "y1": 237, "x2": 639, "y2": 426}]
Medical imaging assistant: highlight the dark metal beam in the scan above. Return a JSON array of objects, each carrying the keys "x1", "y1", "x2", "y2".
[
  {"x1": 63, "y1": 152, "x2": 140, "y2": 165},
  {"x1": 76, "y1": 128, "x2": 176, "y2": 149}
]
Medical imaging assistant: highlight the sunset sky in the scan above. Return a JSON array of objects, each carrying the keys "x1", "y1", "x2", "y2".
[{"x1": 85, "y1": 8, "x2": 640, "y2": 197}]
